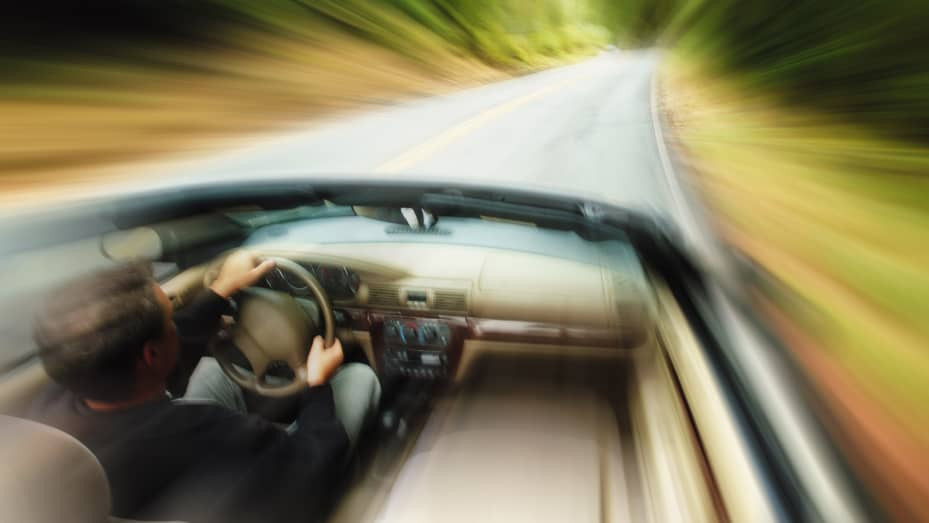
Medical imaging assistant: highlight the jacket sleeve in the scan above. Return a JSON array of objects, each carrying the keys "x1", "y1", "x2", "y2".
[{"x1": 167, "y1": 289, "x2": 230, "y2": 396}]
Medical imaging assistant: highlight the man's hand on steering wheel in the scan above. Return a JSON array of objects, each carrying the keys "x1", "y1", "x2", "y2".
[
  {"x1": 205, "y1": 252, "x2": 340, "y2": 396},
  {"x1": 306, "y1": 336, "x2": 344, "y2": 387},
  {"x1": 210, "y1": 251, "x2": 276, "y2": 299}
]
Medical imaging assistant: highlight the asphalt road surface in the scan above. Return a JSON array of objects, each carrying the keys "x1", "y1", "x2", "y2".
[{"x1": 159, "y1": 49, "x2": 679, "y2": 220}]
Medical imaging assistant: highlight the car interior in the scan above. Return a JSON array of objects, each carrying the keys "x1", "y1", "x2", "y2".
[{"x1": 0, "y1": 183, "x2": 780, "y2": 523}]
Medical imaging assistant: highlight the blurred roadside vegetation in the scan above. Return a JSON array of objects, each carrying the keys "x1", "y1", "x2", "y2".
[
  {"x1": 0, "y1": 0, "x2": 613, "y2": 192},
  {"x1": 609, "y1": 1, "x2": 929, "y2": 519}
]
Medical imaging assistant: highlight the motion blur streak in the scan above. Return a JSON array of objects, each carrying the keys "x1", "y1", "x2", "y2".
[
  {"x1": 0, "y1": 1, "x2": 610, "y2": 199},
  {"x1": 1, "y1": 0, "x2": 927, "y2": 521},
  {"x1": 640, "y1": 2, "x2": 929, "y2": 519}
]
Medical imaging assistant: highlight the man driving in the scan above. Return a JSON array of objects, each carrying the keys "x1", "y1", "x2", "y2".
[{"x1": 27, "y1": 251, "x2": 380, "y2": 522}]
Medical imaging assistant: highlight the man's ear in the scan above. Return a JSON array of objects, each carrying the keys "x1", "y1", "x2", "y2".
[{"x1": 140, "y1": 340, "x2": 162, "y2": 369}]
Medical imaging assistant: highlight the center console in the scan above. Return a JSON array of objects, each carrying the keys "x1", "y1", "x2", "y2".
[{"x1": 379, "y1": 317, "x2": 461, "y2": 380}]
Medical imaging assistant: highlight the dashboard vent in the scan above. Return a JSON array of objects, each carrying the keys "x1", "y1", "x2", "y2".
[
  {"x1": 433, "y1": 289, "x2": 468, "y2": 312},
  {"x1": 367, "y1": 284, "x2": 400, "y2": 307}
]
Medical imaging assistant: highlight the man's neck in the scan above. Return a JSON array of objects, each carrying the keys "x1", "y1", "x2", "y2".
[{"x1": 84, "y1": 387, "x2": 167, "y2": 412}]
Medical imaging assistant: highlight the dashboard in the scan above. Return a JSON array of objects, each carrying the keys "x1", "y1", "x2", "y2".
[
  {"x1": 159, "y1": 215, "x2": 656, "y2": 383},
  {"x1": 262, "y1": 263, "x2": 361, "y2": 301}
]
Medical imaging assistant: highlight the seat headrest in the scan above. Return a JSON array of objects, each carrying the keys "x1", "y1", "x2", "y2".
[{"x1": 0, "y1": 414, "x2": 111, "y2": 523}]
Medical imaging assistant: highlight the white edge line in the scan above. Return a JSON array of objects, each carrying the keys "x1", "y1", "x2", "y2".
[
  {"x1": 650, "y1": 66, "x2": 687, "y2": 216},
  {"x1": 648, "y1": 59, "x2": 701, "y2": 246}
]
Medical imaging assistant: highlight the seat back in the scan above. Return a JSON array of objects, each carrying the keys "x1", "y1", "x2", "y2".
[{"x1": 0, "y1": 414, "x2": 112, "y2": 523}]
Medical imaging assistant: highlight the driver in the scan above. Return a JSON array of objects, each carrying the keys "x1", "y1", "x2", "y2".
[{"x1": 27, "y1": 252, "x2": 381, "y2": 523}]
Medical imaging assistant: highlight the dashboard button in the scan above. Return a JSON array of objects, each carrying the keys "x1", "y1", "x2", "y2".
[{"x1": 402, "y1": 326, "x2": 416, "y2": 342}]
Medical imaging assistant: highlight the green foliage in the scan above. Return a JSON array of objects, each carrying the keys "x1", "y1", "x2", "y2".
[
  {"x1": 597, "y1": 0, "x2": 676, "y2": 46},
  {"x1": 11, "y1": 0, "x2": 925, "y2": 139},
  {"x1": 369, "y1": 0, "x2": 613, "y2": 67},
  {"x1": 215, "y1": 0, "x2": 616, "y2": 69},
  {"x1": 0, "y1": 0, "x2": 615, "y2": 79},
  {"x1": 609, "y1": 0, "x2": 929, "y2": 143},
  {"x1": 659, "y1": 6, "x2": 929, "y2": 507}
]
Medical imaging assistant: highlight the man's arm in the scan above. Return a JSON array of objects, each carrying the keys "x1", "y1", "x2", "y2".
[
  {"x1": 133, "y1": 386, "x2": 349, "y2": 523},
  {"x1": 223, "y1": 336, "x2": 349, "y2": 521},
  {"x1": 178, "y1": 386, "x2": 349, "y2": 522},
  {"x1": 167, "y1": 289, "x2": 229, "y2": 396},
  {"x1": 167, "y1": 252, "x2": 276, "y2": 396},
  {"x1": 172, "y1": 336, "x2": 349, "y2": 521}
]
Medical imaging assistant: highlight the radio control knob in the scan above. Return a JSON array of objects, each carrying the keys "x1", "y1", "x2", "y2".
[{"x1": 402, "y1": 325, "x2": 416, "y2": 342}]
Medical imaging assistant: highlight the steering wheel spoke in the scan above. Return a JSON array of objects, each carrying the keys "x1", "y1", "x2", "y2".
[
  {"x1": 233, "y1": 329, "x2": 271, "y2": 378},
  {"x1": 206, "y1": 254, "x2": 335, "y2": 398}
]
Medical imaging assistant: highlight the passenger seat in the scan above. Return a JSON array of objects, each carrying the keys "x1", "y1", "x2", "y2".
[{"x1": 0, "y1": 415, "x2": 183, "y2": 523}]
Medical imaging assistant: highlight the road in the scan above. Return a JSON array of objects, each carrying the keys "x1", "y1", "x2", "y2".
[
  {"x1": 173, "y1": 48, "x2": 717, "y2": 265},
  {"x1": 155, "y1": 50, "x2": 678, "y2": 220}
]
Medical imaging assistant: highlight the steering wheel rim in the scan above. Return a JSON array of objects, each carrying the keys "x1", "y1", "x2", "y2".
[
  {"x1": 268, "y1": 257, "x2": 335, "y2": 348},
  {"x1": 206, "y1": 255, "x2": 335, "y2": 397}
]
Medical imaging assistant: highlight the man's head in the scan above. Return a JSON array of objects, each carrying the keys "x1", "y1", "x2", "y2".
[{"x1": 34, "y1": 262, "x2": 178, "y2": 402}]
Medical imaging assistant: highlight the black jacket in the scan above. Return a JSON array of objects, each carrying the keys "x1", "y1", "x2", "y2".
[{"x1": 28, "y1": 290, "x2": 349, "y2": 522}]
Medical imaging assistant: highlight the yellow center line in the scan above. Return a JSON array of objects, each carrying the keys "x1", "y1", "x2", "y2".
[{"x1": 374, "y1": 75, "x2": 584, "y2": 174}]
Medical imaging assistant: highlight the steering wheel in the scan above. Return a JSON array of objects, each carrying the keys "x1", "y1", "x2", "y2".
[{"x1": 204, "y1": 256, "x2": 335, "y2": 397}]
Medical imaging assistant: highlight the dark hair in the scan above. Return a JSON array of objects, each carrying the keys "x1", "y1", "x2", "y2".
[{"x1": 34, "y1": 262, "x2": 165, "y2": 401}]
